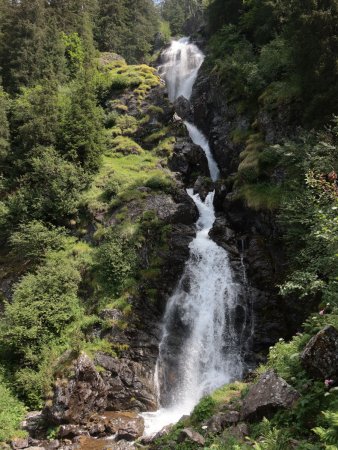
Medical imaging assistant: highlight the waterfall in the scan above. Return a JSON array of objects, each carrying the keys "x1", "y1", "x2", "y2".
[
  {"x1": 159, "y1": 37, "x2": 204, "y2": 102},
  {"x1": 143, "y1": 38, "x2": 247, "y2": 436}
]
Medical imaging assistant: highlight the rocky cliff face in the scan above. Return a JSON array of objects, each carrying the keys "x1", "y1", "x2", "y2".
[{"x1": 186, "y1": 67, "x2": 313, "y2": 362}]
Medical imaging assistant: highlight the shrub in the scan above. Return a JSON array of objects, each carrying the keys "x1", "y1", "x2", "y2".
[
  {"x1": 0, "y1": 258, "x2": 82, "y2": 366},
  {"x1": 111, "y1": 136, "x2": 143, "y2": 155},
  {"x1": 190, "y1": 395, "x2": 216, "y2": 424},
  {"x1": 0, "y1": 375, "x2": 27, "y2": 442},
  {"x1": 95, "y1": 233, "x2": 137, "y2": 296},
  {"x1": 9, "y1": 221, "x2": 69, "y2": 265}
]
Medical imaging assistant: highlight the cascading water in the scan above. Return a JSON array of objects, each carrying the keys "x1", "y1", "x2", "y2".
[
  {"x1": 159, "y1": 37, "x2": 204, "y2": 102},
  {"x1": 143, "y1": 38, "x2": 248, "y2": 436}
]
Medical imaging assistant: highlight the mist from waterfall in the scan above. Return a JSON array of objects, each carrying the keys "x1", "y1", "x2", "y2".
[
  {"x1": 159, "y1": 37, "x2": 204, "y2": 102},
  {"x1": 142, "y1": 37, "x2": 247, "y2": 436}
]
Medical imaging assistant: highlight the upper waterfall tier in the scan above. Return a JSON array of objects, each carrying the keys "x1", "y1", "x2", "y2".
[{"x1": 159, "y1": 37, "x2": 204, "y2": 102}]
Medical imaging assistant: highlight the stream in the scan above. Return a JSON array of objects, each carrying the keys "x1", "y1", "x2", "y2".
[{"x1": 142, "y1": 37, "x2": 248, "y2": 436}]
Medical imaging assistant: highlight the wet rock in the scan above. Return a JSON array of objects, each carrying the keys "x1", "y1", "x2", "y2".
[
  {"x1": 45, "y1": 353, "x2": 108, "y2": 425},
  {"x1": 144, "y1": 192, "x2": 198, "y2": 225},
  {"x1": 58, "y1": 424, "x2": 89, "y2": 439},
  {"x1": 206, "y1": 411, "x2": 240, "y2": 433},
  {"x1": 140, "y1": 424, "x2": 173, "y2": 444},
  {"x1": 241, "y1": 370, "x2": 300, "y2": 421},
  {"x1": 301, "y1": 325, "x2": 338, "y2": 380},
  {"x1": 174, "y1": 96, "x2": 193, "y2": 121},
  {"x1": 193, "y1": 176, "x2": 214, "y2": 201},
  {"x1": 169, "y1": 138, "x2": 210, "y2": 182},
  {"x1": 177, "y1": 428, "x2": 205, "y2": 446},
  {"x1": 11, "y1": 438, "x2": 29, "y2": 449},
  {"x1": 94, "y1": 353, "x2": 157, "y2": 412},
  {"x1": 99, "y1": 411, "x2": 144, "y2": 440}
]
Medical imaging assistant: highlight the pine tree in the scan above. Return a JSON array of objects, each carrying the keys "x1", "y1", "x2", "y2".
[
  {"x1": 60, "y1": 72, "x2": 104, "y2": 173},
  {"x1": 0, "y1": 0, "x2": 63, "y2": 92}
]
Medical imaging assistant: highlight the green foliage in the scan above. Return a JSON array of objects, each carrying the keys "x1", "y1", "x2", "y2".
[
  {"x1": 190, "y1": 395, "x2": 216, "y2": 424},
  {"x1": 249, "y1": 418, "x2": 291, "y2": 450},
  {"x1": 60, "y1": 73, "x2": 105, "y2": 172},
  {"x1": 9, "y1": 83, "x2": 59, "y2": 171},
  {"x1": 9, "y1": 221, "x2": 69, "y2": 265},
  {"x1": 206, "y1": 0, "x2": 338, "y2": 126},
  {"x1": 6, "y1": 146, "x2": 88, "y2": 225},
  {"x1": 61, "y1": 32, "x2": 85, "y2": 78},
  {"x1": 161, "y1": 0, "x2": 206, "y2": 36},
  {"x1": 95, "y1": 0, "x2": 159, "y2": 63},
  {"x1": 313, "y1": 410, "x2": 338, "y2": 449},
  {"x1": 0, "y1": 258, "x2": 82, "y2": 366},
  {"x1": 0, "y1": 374, "x2": 27, "y2": 442},
  {"x1": 95, "y1": 231, "x2": 138, "y2": 296},
  {"x1": 0, "y1": 87, "x2": 10, "y2": 163}
]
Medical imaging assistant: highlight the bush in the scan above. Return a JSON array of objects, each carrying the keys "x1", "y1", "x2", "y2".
[
  {"x1": 145, "y1": 173, "x2": 173, "y2": 191},
  {"x1": 0, "y1": 375, "x2": 27, "y2": 442},
  {"x1": 9, "y1": 221, "x2": 69, "y2": 265},
  {"x1": 190, "y1": 395, "x2": 216, "y2": 424},
  {"x1": 95, "y1": 232, "x2": 137, "y2": 296},
  {"x1": 0, "y1": 258, "x2": 82, "y2": 366}
]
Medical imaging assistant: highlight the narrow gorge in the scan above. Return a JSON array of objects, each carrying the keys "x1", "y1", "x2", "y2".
[
  {"x1": 143, "y1": 38, "x2": 252, "y2": 436},
  {"x1": 1, "y1": 1, "x2": 337, "y2": 449}
]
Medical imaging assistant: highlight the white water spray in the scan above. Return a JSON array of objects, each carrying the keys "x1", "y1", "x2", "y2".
[
  {"x1": 143, "y1": 38, "x2": 247, "y2": 436},
  {"x1": 159, "y1": 37, "x2": 204, "y2": 102}
]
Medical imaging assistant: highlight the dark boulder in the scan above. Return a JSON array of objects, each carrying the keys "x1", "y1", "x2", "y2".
[
  {"x1": 228, "y1": 423, "x2": 249, "y2": 440},
  {"x1": 241, "y1": 370, "x2": 300, "y2": 421},
  {"x1": 301, "y1": 325, "x2": 338, "y2": 380},
  {"x1": 206, "y1": 411, "x2": 240, "y2": 433},
  {"x1": 193, "y1": 176, "x2": 214, "y2": 201},
  {"x1": 174, "y1": 96, "x2": 193, "y2": 122},
  {"x1": 168, "y1": 138, "x2": 210, "y2": 182},
  {"x1": 58, "y1": 425, "x2": 89, "y2": 439},
  {"x1": 10, "y1": 438, "x2": 29, "y2": 449}
]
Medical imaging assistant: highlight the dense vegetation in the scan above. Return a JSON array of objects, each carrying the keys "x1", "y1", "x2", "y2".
[
  {"x1": 0, "y1": 0, "x2": 337, "y2": 447},
  {"x1": 0, "y1": 0, "x2": 175, "y2": 442},
  {"x1": 156, "y1": 1, "x2": 337, "y2": 448}
]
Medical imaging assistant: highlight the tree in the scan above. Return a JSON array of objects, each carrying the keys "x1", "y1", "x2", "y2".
[
  {"x1": 9, "y1": 221, "x2": 68, "y2": 266},
  {"x1": 0, "y1": 87, "x2": 10, "y2": 168},
  {"x1": 60, "y1": 73, "x2": 105, "y2": 172},
  {"x1": 9, "y1": 83, "x2": 59, "y2": 175},
  {"x1": 0, "y1": 0, "x2": 63, "y2": 92},
  {"x1": 6, "y1": 146, "x2": 88, "y2": 225},
  {"x1": 95, "y1": 0, "x2": 159, "y2": 63},
  {"x1": 0, "y1": 258, "x2": 82, "y2": 366}
]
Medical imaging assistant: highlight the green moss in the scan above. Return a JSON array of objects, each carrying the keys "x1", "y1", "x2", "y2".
[
  {"x1": 147, "y1": 105, "x2": 165, "y2": 115},
  {"x1": 83, "y1": 340, "x2": 116, "y2": 359},
  {"x1": 144, "y1": 127, "x2": 169, "y2": 143},
  {"x1": 231, "y1": 127, "x2": 250, "y2": 144},
  {"x1": 110, "y1": 115, "x2": 139, "y2": 137},
  {"x1": 111, "y1": 136, "x2": 144, "y2": 155},
  {"x1": 239, "y1": 183, "x2": 284, "y2": 210},
  {"x1": 211, "y1": 381, "x2": 247, "y2": 406}
]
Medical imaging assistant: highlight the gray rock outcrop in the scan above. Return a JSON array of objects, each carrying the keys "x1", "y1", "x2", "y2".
[
  {"x1": 241, "y1": 370, "x2": 300, "y2": 421},
  {"x1": 301, "y1": 325, "x2": 338, "y2": 380}
]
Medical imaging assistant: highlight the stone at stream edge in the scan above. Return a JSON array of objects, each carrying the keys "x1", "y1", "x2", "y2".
[
  {"x1": 241, "y1": 369, "x2": 300, "y2": 421},
  {"x1": 301, "y1": 325, "x2": 338, "y2": 380}
]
